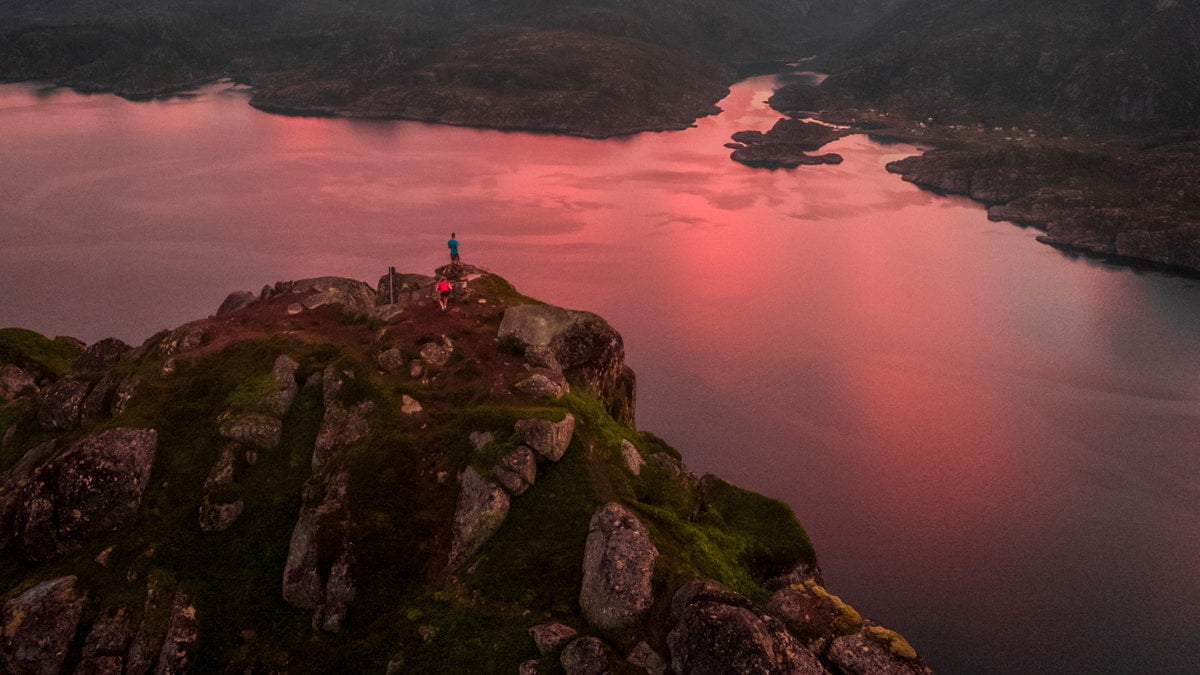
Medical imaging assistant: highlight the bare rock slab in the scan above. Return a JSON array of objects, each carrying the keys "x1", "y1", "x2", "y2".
[
  {"x1": 579, "y1": 502, "x2": 657, "y2": 631},
  {"x1": 0, "y1": 576, "x2": 86, "y2": 675},
  {"x1": 448, "y1": 466, "x2": 510, "y2": 571}
]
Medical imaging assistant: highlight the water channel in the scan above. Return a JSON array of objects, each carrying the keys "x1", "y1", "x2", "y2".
[{"x1": 2, "y1": 75, "x2": 1198, "y2": 673}]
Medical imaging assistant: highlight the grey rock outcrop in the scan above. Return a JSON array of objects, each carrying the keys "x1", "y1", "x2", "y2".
[
  {"x1": 277, "y1": 277, "x2": 377, "y2": 315},
  {"x1": 72, "y1": 338, "x2": 131, "y2": 374},
  {"x1": 12, "y1": 428, "x2": 157, "y2": 561},
  {"x1": 620, "y1": 440, "x2": 644, "y2": 476},
  {"x1": 198, "y1": 445, "x2": 244, "y2": 532},
  {"x1": 514, "y1": 369, "x2": 569, "y2": 399},
  {"x1": 418, "y1": 339, "x2": 453, "y2": 369},
  {"x1": 0, "y1": 365, "x2": 38, "y2": 400},
  {"x1": 0, "y1": 440, "x2": 57, "y2": 550},
  {"x1": 154, "y1": 324, "x2": 207, "y2": 357},
  {"x1": 282, "y1": 470, "x2": 356, "y2": 633},
  {"x1": 529, "y1": 623, "x2": 577, "y2": 655},
  {"x1": 765, "y1": 581, "x2": 861, "y2": 655},
  {"x1": 579, "y1": 503, "x2": 657, "y2": 631},
  {"x1": 0, "y1": 576, "x2": 86, "y2": 675},
  {"x1": 560, "y1": 637, "x2": 612, "y2": 675},
  {"x1": 216, "y1": 291, "x2": 257, "y2": 316},
  {"x1": 153, "y1": 591, "x2": 199, "y2": 674},
  {"x1": 313, "y1": 401, "x2": 373, "y2": 471},
  {"x1": 266, "y1": 354, "x2": 300, "y2": 416},
  {"x1": 37, "y1": 379, "x2": 90, "y2": 431},
  {"x1": 376, "y1": 272, "x2": 434, "y2": 307},
  {"x1": 217, "y1": 413, "x2": 281, "y2": 450},
  {"x1": 827, "y1": 626, "x2": 930, "y2": 674},
  {"x1": 447, "y1": 466, "x2": 510, "y2": 571},
  {"x1": 493, "y1": 447, "x2": 536, "y2": 496},
  {"x1": 667, "y1": 580, "x2": 826, "y2": 675},
  {"x1": 112, "y1": 376, "x2": 140, "y2": 414},
  {"x1": 80, "y1": 375, "x2": 118, "y2": 422},
  {"x1": 499, "y1": 304, "x2": 636, "y2": 425},
  {"x1": 77, "y1": 606, "x2": 134, "y2": 673},
  {"x1": 513, "y1": 414, "x2": 575, "y2": 462}
]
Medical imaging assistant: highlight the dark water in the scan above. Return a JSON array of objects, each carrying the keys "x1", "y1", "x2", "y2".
[{"x1": 2, "y1": 78, "x2": 1198, "y2": 673}]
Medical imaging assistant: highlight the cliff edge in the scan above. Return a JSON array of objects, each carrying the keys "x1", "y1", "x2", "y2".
[{"x1": 0, "y1": 266, "x2": 929, "y2": 673}]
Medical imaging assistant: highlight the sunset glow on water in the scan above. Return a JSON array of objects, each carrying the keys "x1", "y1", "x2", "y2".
[{"x1": 2, "y1": 78, "x2": 1198, "y2": 673}]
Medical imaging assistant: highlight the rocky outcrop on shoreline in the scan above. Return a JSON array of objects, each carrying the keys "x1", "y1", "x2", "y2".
[
  {"x1": 727, "y1": 118, "x2": 851, "y2": 168},
  {"x1": 0, "y1": 266, "x2": 928, "y2": 672}
]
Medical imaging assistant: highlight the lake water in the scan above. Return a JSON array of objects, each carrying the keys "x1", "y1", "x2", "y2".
[{"x1": 2, "y1": 76, "x2": 1198, "y2": 673}]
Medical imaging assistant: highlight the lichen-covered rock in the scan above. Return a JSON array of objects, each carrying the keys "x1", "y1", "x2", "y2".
[
  {"x1": 217, "y1": 412, "x2": 281, "y2": 450},
  {"x1": 827, "y1": 625, "x2": 931, "y2": 674},
  {"x1": 560, "y1": 637, "x2": 612, "y2": 675},
  {"x1": 282, "y1": 472, "x2": 349, "y2": 611},
  {"x1": 312, "y1": 402, "x2": 373, "y2": 471},
  {"x1": 281, "y1": 277, "x2": 377, "y2": 315},
  {"x1": 513, "y1": 414, "x2": 575, "y2": 462},
  {"x1": 0, "y1": 440, "x2": 57, "y2": 550},
  {"x1": 514, "y1": 369, "x2": 569, "y2": 399},
  {"x1": 77, "y1": 606, "x2": 133, "y2": 673},
  {"x1": 198, "y1": 445, "x2": 243, "y2": 532},
  {"x1": 400, "y1": 395, "x2": 423, "y2": 415},
  {"x1": 627, "y1": 641, "x2": 666, "y2": 675},
  {"x1": 499, "y1": 304, "x2": 636, "y2": 425},
  {"x1": 377, "y1": 348, "x2": 406, "y2": 373},
  {"x1": 524, "y1": 345, "x2": 562, "y2": 372},
  {"x1": 266, "y1": 354, "x2": 300, "y2": 416},
  {"x1": 0, "y1": 576, "x2": 86, "y2": 675},
  {"x1": 14, "y1": 428, "x2": 157, "y2": 561},
  {"x1": 155, "y1": 324, "x2": 207, "y2": 357},
  {"x1": 0, "y1": 364, "x2": 38, "y2": 400},
  {"x1": 216, "y1": 291, "x2": 257, "y2": 316},
  {"x1": 493, "y1": 447, "x2": 537, "y2": 496},
  {"x1": 37, "y1": 378, "x2": 90, "y2": 431},
  {"x1": 72, "y1": 337, "x2": 131, "y2": 373},
  {"x1": 318, "y1": 548, "x2": 357, "y2": 633},
  {"x1": 765, "y1": 581, "x2": 862, "y2": 654},
  {"x1": 418, "y1": 340, "x2": 453, "y2": 369},
  {"x1": 448, "y1": 466, "x2": 510, "y2": 570},
  {"x1": 153, "y1": 591, "x2": 199, "y2": 674},
  {"x1": 579, "y1": 502, "x2": 657, "y2": 631},
  {"x1": 112, "y1": 376, "x2": 140, "y2": 414},
  {"x1": 529, "y1": 623, "x2": 577, "y2": 655},
  {"x1": 667, "y1": 580, "x2": 826, "y2": 675},
  {"x1": 620, "y1": 440, "x2": 644, "y2": 476},
  {"x1": 126, "y1": 574, "x2": 176, "y2": 675}
]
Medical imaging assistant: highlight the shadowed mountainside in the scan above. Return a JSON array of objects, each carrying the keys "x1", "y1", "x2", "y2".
[{"x1": 821, "y1": 0, "x2": 1200, "y2": 129}]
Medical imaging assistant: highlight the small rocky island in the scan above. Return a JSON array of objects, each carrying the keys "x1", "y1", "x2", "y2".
[{"x1": 0, "y1": 267, "x2": 930, "y2": 673}]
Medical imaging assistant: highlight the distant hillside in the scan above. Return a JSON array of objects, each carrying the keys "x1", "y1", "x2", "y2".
[
  {"x1": 0, "y1": 0, "x2": 904, "y2": 135},
  {"x1": 823, "y1": 0, "x2": 1200, "y2": 128}
]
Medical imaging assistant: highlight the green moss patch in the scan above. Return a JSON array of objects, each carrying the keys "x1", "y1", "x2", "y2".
[
  {"x1": 0, "y1": 327, "x2": 81, "y2": 376},
  {"x1": 866, "y1": 625, "x2": 919, "y2": 661}
]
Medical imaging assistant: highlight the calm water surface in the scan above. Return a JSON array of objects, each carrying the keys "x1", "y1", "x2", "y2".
[{"x1": 2, "y1": 78, "x2": 1198, "y2": 673}]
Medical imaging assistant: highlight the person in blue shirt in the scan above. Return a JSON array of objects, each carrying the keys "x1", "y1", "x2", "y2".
[{"x1": 447, "y1": 232, "x2": 460, "y2": 265}]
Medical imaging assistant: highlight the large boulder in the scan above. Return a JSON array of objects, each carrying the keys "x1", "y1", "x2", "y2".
[
  {"x1": 579, "y1": 503, "x2": 657, "y2": 631},
  {"x1": 13, "y1": 428, "x2": 157, "y2": 561},
  {"x1": 276, "y1": 277, "x2": 377, "y2": 315},
  {"x1": 765, "y1": 581, "x2": 861, "y2": 654},
  {"x1": 0, "y1": 576, "x2": 86, "y2": 675},
  {"x1": 499, "y1": 305, "x2": 636, "y2": 425},
  {"x1": 447, "y1": 466, "x2": 510, "y2": 571},
  {"x1": 513, "y1": 414, "x2": 575, "y2": 462},
  {"x1": 216, "y1": 291, "x2": 257, "y2": 316},
  {"x1": 36, "y1": 379, "x2": 90, "y2": 431},
  {"x1": 72, "y1": 338, "x2": 131, "y2": 374},
  {"x1": 667, "y1": 580, "x2": 826, "y2": 675}
]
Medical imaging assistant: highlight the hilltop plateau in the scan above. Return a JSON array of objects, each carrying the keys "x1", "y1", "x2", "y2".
[{"x1": 0, "y1": 267, "x2": 929, "y2": 673}]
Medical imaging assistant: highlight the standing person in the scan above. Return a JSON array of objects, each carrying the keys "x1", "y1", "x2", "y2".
[
  {"x1": 436, "y1": 277, "x2": 452, "y2": 311},
  {"x1": 447, "y1": 232, "x2": 460, "y2": 265}
]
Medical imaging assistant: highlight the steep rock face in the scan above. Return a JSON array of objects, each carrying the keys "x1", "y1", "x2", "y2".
[
  {"x1": 667, "y1": 580, "x2": 826, "y2": 674},
  {"x1": 499, "y1": 305, "x2": 635, "y2": 425},
  {"x1": 10, "y1": 428, "x2": 157, "y2": 561},
  {"x1": 0, "y1": 576, "x2": 86, "y2": 675},
  {"x1": 579, "y1": 502, "x2": 658, "y2": 631}
]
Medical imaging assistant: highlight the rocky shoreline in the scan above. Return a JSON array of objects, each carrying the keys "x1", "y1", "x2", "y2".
[
  {"x1": 0, "y1": 267, "x2": 930, "y2": 673},
  {"x1": 728, "y1": 79, "x2": 1200, "y2": 274}
]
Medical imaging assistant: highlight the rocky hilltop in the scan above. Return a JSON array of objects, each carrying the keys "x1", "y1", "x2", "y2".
[{"x1": 0, "y1": 267, "x2": 930, "y2": 673}]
